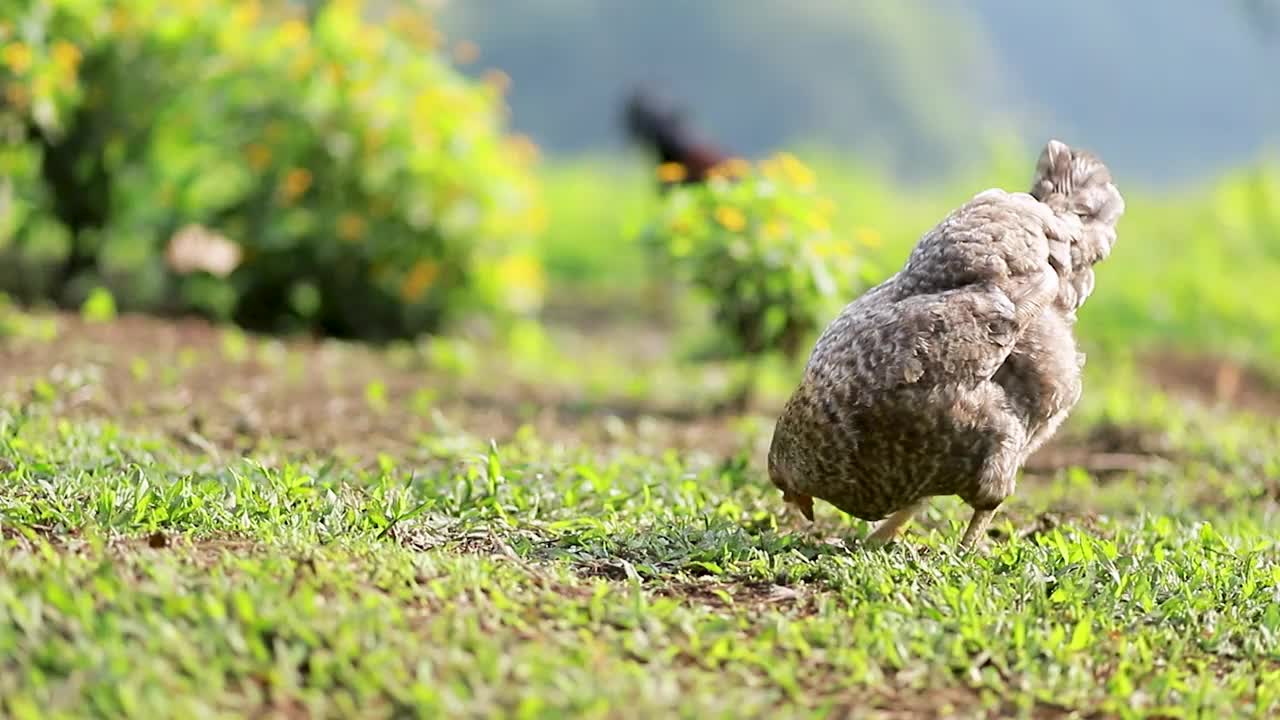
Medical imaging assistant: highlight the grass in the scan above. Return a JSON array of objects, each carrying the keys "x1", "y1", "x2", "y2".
[
  {"x1": 2, "y1": 304, "x2": 1279, "y2": 718},
  {"x1": 2, "y1": 153, "x2": 1280, "y2": 718},
  {"x1": 2, "y1": 406, "x2": 1278, "y2": 718}
]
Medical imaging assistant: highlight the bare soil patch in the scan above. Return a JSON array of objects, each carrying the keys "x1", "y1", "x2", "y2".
[
  {"x1": 1, "y1": 312, "x2": 735, "y2": 459},
  {"x1": 1143, "y1": 350, "x2": 1280, "y2": 417},
  {"x1": 2, "y1": 312, "x2": 1270, "y2": 475}
]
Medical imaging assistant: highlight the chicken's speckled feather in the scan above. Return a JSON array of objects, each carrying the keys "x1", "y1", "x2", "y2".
[{"x1": 767, "y1": 140, "x2": 1125, "y2": 547}]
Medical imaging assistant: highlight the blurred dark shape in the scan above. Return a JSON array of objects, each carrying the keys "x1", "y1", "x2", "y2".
[
  {"x1": 623, "y1": 86, "x2": 730, "y2": 188},
  {"x1": 25, "y1": 106, "x2": 110, "y2": 305}
]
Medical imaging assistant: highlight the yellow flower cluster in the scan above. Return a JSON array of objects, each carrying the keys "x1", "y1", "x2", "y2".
[
  {"x1": 277, "y1": 19, "x2": 308, "y2": 49},
  {"x1": 278, "y1": 168, "x2": 312, "y2": 203},
  {"x1": 494, "y1": 253, "x2": 546, "y2": 314},
  {"x1": 854, "y1": 226, "x2": 882, "y2": 248},
  {"x1": 1, "y1": 0, "x2": 548, "y2": 332},
  {"x1": 763, "y1": 219, "x2": 788, "y2": 239},
  {"x1": 51, "y1": 41, "x2": 82, "y2": 74},
  {"x1": 400, "y1": 260, "x2": 440, "y2": 303},
  {"x1": 656, "y1": 162, "x2": 687, "y2": 183},
  {"x1": 810, "y1": 237, "x2": 854, "y2": 259},
  {"x1": 2, "y1": 43, "x2": 33, "y2": 74},
  {"x1": 759, "y1": 152, "x2": 816, "y2": 190},
  {"x1": 230, "y1": 1, "x2": 261, "y2": 31},
  {"x1": 714, "y1": 206, "x2": 747, "y2": 232},
  {"x1": 389, "y1": 8, "x2": 440, "y2": 49},
  {"x1": 337, "y1": 213, "x2": 366, "y2": 242}
]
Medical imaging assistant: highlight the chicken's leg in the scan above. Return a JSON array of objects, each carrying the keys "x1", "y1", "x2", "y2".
[
  {"x1": 865, "y1": 500, "x2": 926, "y2": 547},
  {"x1": 960, "y1": 401, "x2": 1024, "y2": 552},
  {"x1": 959, "y1": 508, "x2": 996, "y2": 550}
]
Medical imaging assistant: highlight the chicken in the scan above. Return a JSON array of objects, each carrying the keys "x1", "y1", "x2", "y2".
[
  {"x1": 622, "y1": 86, "x2": 731, "y2": 188},
  {"x1": 767, "y1": 139, "x2": 1124, "y2": 550}
]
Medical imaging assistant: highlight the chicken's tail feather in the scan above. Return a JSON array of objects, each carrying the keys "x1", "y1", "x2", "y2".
[
  {"x1": 1030, "y1": 140, "x2": 1124, "y2": 310},
  {"x1": 1031, "y1": 139, "x2": 1125, "y2": 230}
]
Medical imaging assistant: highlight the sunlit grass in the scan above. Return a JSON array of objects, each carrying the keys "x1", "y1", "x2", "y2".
[{"x1": 1, "y1": 380, "x2": 1278, "y2": 716}]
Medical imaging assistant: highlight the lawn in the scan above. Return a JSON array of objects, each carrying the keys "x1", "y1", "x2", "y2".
[{"x1": 2, "y1": 160, "x2": 1280, "y2": 719}]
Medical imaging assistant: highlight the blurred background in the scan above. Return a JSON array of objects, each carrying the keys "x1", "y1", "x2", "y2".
[
  {"x1": 438, "y1": 0, "x2": 1280, "y2": 185},
  {"x1": 2, "y1": 0, "x2": 1279, "y2": 411}
]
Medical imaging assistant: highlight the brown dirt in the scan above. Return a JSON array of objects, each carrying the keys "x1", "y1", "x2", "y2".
[
  {"x1": 1023, "y1": 422, "x2": 1178, "y2": 477},
  {"x1": 1142, "y1": 350, "x2": 1280, "y2": 417},
  {"x1": 2, "y1": 311, "x2": 1271, "y2": 475},
  {"x1": 0, "y1": 312, "x2": 742, "y2": 462}
]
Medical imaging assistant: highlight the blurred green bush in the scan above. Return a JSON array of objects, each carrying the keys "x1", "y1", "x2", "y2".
[
  {"x1": 0, "y1": 0, "x2": 545, "y2": 339},
  {"x1": 639, "y1": 153, "x2": 869, "y2": 402}
]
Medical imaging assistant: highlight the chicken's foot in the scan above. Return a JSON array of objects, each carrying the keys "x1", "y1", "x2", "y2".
[
  {"x1": 864, "y1": 500, "x2": 925, "y2": 547},
  {"x1": 959, "y1": 508, "x2": 997, "y2": 551}
]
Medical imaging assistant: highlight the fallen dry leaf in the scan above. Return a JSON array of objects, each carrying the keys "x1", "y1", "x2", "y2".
[{"x1": 165, "y1": 225, "x2": 243, "y2": 277}]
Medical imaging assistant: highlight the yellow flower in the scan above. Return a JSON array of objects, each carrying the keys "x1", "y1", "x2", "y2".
[
  {"x1": 763, "y1": 219, "x2": 788, "y2": 239},
  {"x1": 355, "y1": 27, "x2": 387, "y2": 55},
  {"x1": 244, "y1": 143, "x2": 273, "y2": 171},
  {"x1": 412, "y1": 89, "x2": 437, "y2": 117},
  {"x1": 400, "y1": 260, "x2": 440, "y2": 302},
  {"x1": 349, "y1": 78, "x2": 374, "y2": 105},
  {"x1": 277, "y1": 19, "x2": 309, "y2": 48},
  {"x1": 279, "y1": 168, "x2": 313, "y2": 203},
  {"x1": 337, "y1": 213, "x2": 366, "y2": 242},
  {"x1": 776, "y1": 152, "x2": 816, "y2": 189},
  {"x1": 495, "y1": 253, "x2": 546, "y2": 313},
  {"x1": 506, "y1": 134, "x2": 540, "y2": 165},
  {"x1": 231, "y1": 0, "x2": 261, "y2": 30},
  {"x1": 714, "y1": 206, "x2": 747, "y2": 232},
  {"x1": 729, "y1": 157, "x2": 753, "y2": 175},
  {"x1": 110, "y1": 8, "x2": 131, "y2": 31},
  {"x1": 758, "y1": 157, "x2": 782, "y2": 182},
  {"x1": 855, "y1": 226, "x2": 882, "y2": 248},
  {"x1": 805, "y1": 212, "x2": 830, "y2": 232},
  {"x1": 656, "y1": 162, "x2": 687, "y2": 183},
  {"x1": 812, "y1": 238, "x2": 852, "y2": 259},
  {"x1": 51, "y1": 41, "x2": 82, "y2": 75},
  {"x1": 2, "y1": 43, "x2": 32, "y2": 74},
  {"x1": 711, "y1": 156, "x2": 751, "y2": 180},
  {"x1": 390, "y1": 9, "x2": 440, "y2": 49}
]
